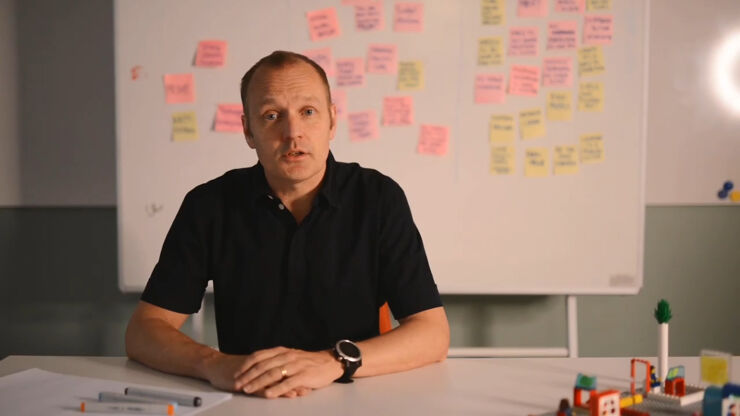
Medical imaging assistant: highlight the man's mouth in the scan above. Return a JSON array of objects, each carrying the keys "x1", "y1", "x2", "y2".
[{"x1": 284, "y1": 150, "x2": 307, "y2": 159}]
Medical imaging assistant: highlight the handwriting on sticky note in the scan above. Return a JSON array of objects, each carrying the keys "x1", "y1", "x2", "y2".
[
  {"x1": 332, "y1": 89, "x2": 347, "y2": 119},
  {"x1": 475, "y1": 74, "x2": 506, "y2": 104},
  {"x1": 394, "y1": 3, "x2": 424, "y2": 32},
  {"x1": 578, "y1": 82, "x2": 604, "y2": 111},
  {"x1": 525, "y1": 147, "x2": 549, "y2": 177},
  {"x1": 172, "y1": 111, "x2": 198, "y2": 141},
  {"x1": 383, "y1": 96, "x2": 414, "y2": 126},
  {"x1": 519, "y1": 108, "x2": 545, "y2": 140},
  {"x1": 481, "y1": 0, "x2": 505, "y2": 25},
  {"x1": 398, "y1": 61, "x2": 424, "y2": 90},
  {"x1": 307, "y1": 8, "x2": 341, "y2": 41},
  {"x1": 164, "y1": 74, "x2": 195, "y2": 104},
  {"x1": 542, "y1": 57, "x2": 573, "y2": 87},
  {"x1": 214, "y1": 104, "x2": 243, "y2": 133},
  {"x1": 584, "y1": 15, "x2": 613, "y2": 45},
  {"x1": 547, "y1": 21, "x2": 578, "y2": 50},
  {"x1": 554, "y1": 145, "x2": 579, "y2": 174},
  {"x1": 195, "y1": 40, "x2": 227, "y2": 67},
  {"x1": 478, "y1": 37, "x2": 504, "y2": 66},
  {"x1": 547, "y1": 91, "x2": 572, "y2": 121},
  {"x1": 580, "y1": 133, "x2": 604, "y2": 163},
  {"x1": 348, "y1": 110, "x2": 379, "y2": 141},
  {"x1": 336, "y1": 58, "x2": 365, "y2": 87},
  {"x1": 490, "y1": 114, "x2": 515, "y2": 143},
  {"x1": 578, "y1": 46, "x2": 605, "y2": 76},
  {"x1": 367, "y1": 44, "x2": 398, "y2": 74},
  {"x1": 509, "y1": 65, "x2": 540, "y2": 97},
  {"x1": 418, "y1": 125, "x2": 449, "y2": 156},
  {"x1": 555, "y1": 0, "x2": 584, "y2": 13},
  {"x1": 303, "y1": 48, "x2": 334, "y2": 77},
  {"x1": 517, "y1": 0, "x2": 547, "y2": 18},
  {"x1": 355, "y1": 2, "x2": 384, "y2": 31},
  {"x1": 490, "y1": 145, "x2": 515, "y2": 175},
  {"x1": 508, "y1": 27, "x2": 538, "y2": 56},
  {"x1": 587, "y1": 0, "x2": 611, "y2": 11}
]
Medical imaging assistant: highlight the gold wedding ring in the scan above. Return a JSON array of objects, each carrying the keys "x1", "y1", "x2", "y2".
[{"x1": 280, "y1": 367, "x2": 288, "y2": 378}]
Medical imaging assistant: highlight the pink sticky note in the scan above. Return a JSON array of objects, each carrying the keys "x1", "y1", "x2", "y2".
[
  {"x1": 303, "y1": 48, "x2": 335, "y2": 77},
  {"x1": 348, "y1": 110, "x2": 379, "y2": 141},
  {"x1": 542, "y1": 57, "x2": 573, "y2": 87},
  {"x1": 547, "y1": 21, "x2": 578, "y2": 50},
  {"x1": 555, "y1": 0, "x2": 585, "y2": 13},
  {"x1": 394, "y1": 3, "x2": 424, "y2": 32},
  {"x1": 164, "y1": 74, "x2": 195, "y2": 104},
  {"x1": 336, "y1": 58, "x2": 365, "y2": 87},
  {"x1": 342, "y1": 0, "x2": 378, "y2": 4},
  {"x1": 307, "y1": 8, "x2": 341, "y2": 41},
  {"x1": 517, "y1": 0, "x2": 548, "y2": 17},
  {"x1": 332, "y1": 89, "x2": 347, "y2": 119},
  {"x1": 383, "y1": 96, "x2": 414, "y2": 126},
  {"x1": 355, "y1": 2, "x2": 384, "y2": 31},
  {"x1": 367, "y1": 44, "x2": 398, "y2": 74},
  {"x1": 418, "y1": 125, "x2": 449, "y2": 156},
  {"x1": 195, "y1": 40, "x2": 227, "y2": 67},
  {"x1": 584, "y1": 15, "x2": 614, "y2": 45},
  {"x1": 213, "y1": 104, "x2": 243, "y2": 133},
  {"x1": 475, "y1": 74, "x2": 506, "y2": 104},
  {"x1": 508, "y1": 27, "x2": 539, "y2": 56},
  {"x1": 509, "y1": 65, "x2": 540, "y2": 97}
]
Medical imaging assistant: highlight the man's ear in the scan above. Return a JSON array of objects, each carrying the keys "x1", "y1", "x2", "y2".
[
  {"x1": 328, "y1": 103, "x2": 337, "y2": 142},
  {"x1": 242, "y1": 113, "x2": 256, "y2": 148}
]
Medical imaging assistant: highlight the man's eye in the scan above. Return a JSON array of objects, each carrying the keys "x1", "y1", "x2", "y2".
[
  {"x1": 304, "y1": 108, "x2": 315, "y2": 116},
  {"x1": 264, "y1": 113, "x2": 278, "y2": 121}
]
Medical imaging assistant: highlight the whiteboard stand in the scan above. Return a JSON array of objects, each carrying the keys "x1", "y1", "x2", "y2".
[
  {"x1": 567, "y1": 295, "x2": 578, "y2": 358},
  {"x1": 191, "y1": 297, "x2": 205, "y2": 343}
]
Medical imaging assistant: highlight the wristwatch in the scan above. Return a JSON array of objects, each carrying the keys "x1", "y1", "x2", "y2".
[{"x1": 332, "y1": 339, "x2": 362, "y2": 383}]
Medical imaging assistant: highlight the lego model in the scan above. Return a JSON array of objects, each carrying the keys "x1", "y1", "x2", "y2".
[{"x1": 654, "y1": 299, "x2": 672, "y2": 390}]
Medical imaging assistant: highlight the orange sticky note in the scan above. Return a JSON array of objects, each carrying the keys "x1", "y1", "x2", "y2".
[
  {"x1": 584, "y1": 15, "x2": 614, "y2": 45},
  {"x1": 383, "y1": 96, "x2": 414, "y2": 126},
  {"x1": 475, "y1": 74, "x2": 506, "y2": 104},
  {"x1": 303, "y1": 48, "x2": 335, "y2": 77},
  {"x1": 508, "y1": 27, "x2": 538, "y2": 56},
  {"x1": 332, "y1": 89, "x2": 347, "y2": 119},
  {"x1": 555, "y1": 0, "x2": 585, "y2": 13},
  {"x1": 164, "y1": 74, "x2": 195, "y2": 104},
  {"x1": 394, "y1": 3, "x2": 424, "y2": 32},
  {"x1": 355, "y1": 2, "x2": 384, "y2": 31},
  {"x1": 517, "y1": 0, "x2": 548, "y2": 18},
  {"x1": 509, "y1": 65, "x2": 540, "y2": 97},
  {"x1": 307, "y1": 8, "x2": 341, "y2": 41},
  {"x1": 542, "y1": 57, "x2": 573, "y2": 87},
  {"x1": 367, "y1": 44, "x2": 398, "y2": 74},
  {"x1": 418, "y1": 125, "x2": 449, "y2": 156},
  {"x1": 213, "y1": 104, "x2": 243, "y2": 133},
  {"x1": 336, "y1": 58, "x2": 365, "y2": 87},
  {"x1": 348, "y1": 110, "x2": 379, "y2": 141},
  {"x1": 195, "y1": 40, "x2": 227, "y2": 67},
  {"x1": 547, "y1": 21, "x2": 578, "y2": 50}
]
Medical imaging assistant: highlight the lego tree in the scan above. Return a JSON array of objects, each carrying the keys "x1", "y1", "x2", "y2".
[{"x1": 654, "y1": 299, "x2": 672, "y2": 390}]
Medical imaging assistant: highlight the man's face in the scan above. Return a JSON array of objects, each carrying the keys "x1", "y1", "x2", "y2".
[{"x1": 243, "y1": 61, "x2": 336, "y2": 189}]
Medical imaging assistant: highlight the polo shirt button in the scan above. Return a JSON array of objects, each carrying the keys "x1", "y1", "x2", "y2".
[{"x1": 278, "y1": 203, "x2": 285, "y2": 210}]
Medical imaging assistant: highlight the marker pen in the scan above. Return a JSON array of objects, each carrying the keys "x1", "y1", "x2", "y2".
[
  {"x1": 125, "y1": 387, "x2": 202, "y2": 407},
  {"x1": 99, "y1": 391, "x2": 177, "y2": 406},
  {"x1": 80, "y1": 401, "x2": 175, "y2": 415}
]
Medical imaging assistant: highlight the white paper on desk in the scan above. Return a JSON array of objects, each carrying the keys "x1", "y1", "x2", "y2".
[{"x1": 0, "y1": 368, "x2": 232, "y2": 416}]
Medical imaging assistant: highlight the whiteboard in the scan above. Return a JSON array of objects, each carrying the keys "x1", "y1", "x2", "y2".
[{"x1": 115, "y1": 0, "x2": 647, "y2": 294}]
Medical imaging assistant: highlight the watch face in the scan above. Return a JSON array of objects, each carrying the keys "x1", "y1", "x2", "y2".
[{"x1": 337, "y1": 340, "x2": 361, "y2": 360}]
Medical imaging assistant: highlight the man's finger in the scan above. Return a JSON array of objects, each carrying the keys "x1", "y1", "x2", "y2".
[
  {"x1": 263, "y1": 374, "x2": 303, "y2": 399},
  {"x1": 237, "y1": 351, "x2": 300, "y2": 389},
  {"x1": 234, "y1": 347, "x2": 289, "y2": 378},
  {"x1": 242, "y1": 364, "x2": 297, "y2": 394}
]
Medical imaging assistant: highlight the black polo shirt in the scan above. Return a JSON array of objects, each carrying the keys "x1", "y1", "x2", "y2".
[{"x1": 141, "y1": 152, "x2": 441, "y2": 354}]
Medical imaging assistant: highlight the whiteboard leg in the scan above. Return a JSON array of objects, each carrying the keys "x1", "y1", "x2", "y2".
[
  {"x1": 192, "y1": 297, "x2": 205, "y2": 343},
  {"x1": 567, "y1": 295, "x2": 579, "y2": 358}
]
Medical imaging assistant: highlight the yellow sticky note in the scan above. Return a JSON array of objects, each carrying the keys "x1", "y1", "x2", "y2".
[
  {"x1": 554, "y1": 145, "x2": 579, "y2": 175},
  {"x1": 580, "y1": 133, "x2": 604, "y2": 163},
  {"x1": 587, "y1": 0, "x2": 612, "y2": 11},
  {"x1": 478, "y1": 37, "x2": 504, "y2": 66},
  {"x1": 578, "y1": 46, "x2": 606, "y2": 77},
  {"x1": 578, "y1": 82, "x2": 604, "y2": 112},
  {"x1": 525, "y1": 147, "x2": 549, "y2": 177},
  {"x1": 490, "y1": 114, "x2": 515, "y2": 143},
  {"x1": 481, "y1": 0, "x2": 505, "y2": 25},
  {"x1": 490, "y1": 145, "x2": 515, "y2": 175},
  {"x1": 730, "y1": 190, "x2": 740, "y2": 202},
  {"x1": 701, "y1": 356, "x2": 730, "y2": 385},
  {"x1": 172, "y1": 111, "x2": 198, "y2": 141},
  {"x1": 519, "y1": 108, "x2": 545, "y2": 140},
  {"x1": 398, "y1": 61, "x2": 424, "y2": 91},
  {"x1": 547, "y1": 91, "x2": 572, "y2": 121}
]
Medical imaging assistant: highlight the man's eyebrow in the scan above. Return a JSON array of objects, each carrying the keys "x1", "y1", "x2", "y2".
[{"x1": 256, "y1": 95, "x2": 322, "y2": 108}]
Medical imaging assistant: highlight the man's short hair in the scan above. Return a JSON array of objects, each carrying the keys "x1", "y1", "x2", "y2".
[{"x1": 240, "y1": 51, "x2": 332, "y2": 121}]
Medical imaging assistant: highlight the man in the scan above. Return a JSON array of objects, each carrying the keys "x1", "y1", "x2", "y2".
[{"x1": 125, "y1": 51, "x2": 449, "y2": 399}]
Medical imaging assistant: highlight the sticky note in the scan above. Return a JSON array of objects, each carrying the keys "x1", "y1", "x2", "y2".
[
  {"x1": 195, "y1": 40, "x2": 227, "y2": 67},
  {"x1": 584, "y1": 15, "x2": 614, "y2": 45},
  {"x1": 383, "y1": 96, "x2": 414, "y2": 126},
  {"x1": 490, "y1": 145, "x2": 515, "y2": 175},
  {"x1": 554, "y1": 145, "x2": 579, "y2": 174},
  {"x1": 700, "y1": 352, "x2": 731, "y2": 385},
  {"x1": 578, "y1": 82, "x2": 604, "y2": 112},
  {"x1": 355, "y1": 2, "x2": 384, "y2": 31},
  {"x1": 418, "y1": 125, "x2": 449, "y2": 156},
  {"x1": 587, "y1": 0, "x2": 611, "y2": 11},
  {"x1": 519, "y1": 108, "x2": 545, "y2": 140},
  {"x1": 578, "y1": 46, "x2": 606, "y2": 76},
  {"x1": 481, "y1": 0, "x2": 505, "y2": 25},
  {"x1": 489, "y1": 114, "x2": 515, "y2": 143},
  {"x1": 547, "y1": 91, "x2": 572, "y2": 121},
  {"x1": 517, "y1": 0, "x2": 547, "y2": 18},
  {"x1": 303, "y1": 47, "x2": 335, "y2": 77},
  {"x1": 164, "y1": 74, "x2": 195, "y2": 104},
  {"x1": 336, "y1": 58, "x2": 365, "y2": 87},
  {"x1": 398, "y1": 61, "x2": 424, "y2": 91},
  {"x1": 348, "y1": 110, "x2": 379, "y2": 141},
  {"x1": 172, "y1": 111, "x2": 198, "y2": 141},
  {"x1": 307, "y1": 8, "x2": 341, "y2": 41},
  {"x1": 508, "y1": 27, "x2": 539, "y2": 56},
  {"x1": 342, "y1": 0, "x2": 379, "y2": 4},
  {"x1": 555, "y1": 0, "x2": 585, "y2": 13},
  {"x1": 580, "y1": 133, "x2": 604, "y2": 163},
  {"x1": 332, "y1": 89, "x2": 347, "y2": 119},
  {"x1": 525, "y1": 147, "x2": 549, "y2": 177},
  {"x1": 547, "y1": 21, "x2": 578, "y2": 50},
  {"x1": 542, "y1": 57, "x2": 573, "y2": 87},
  {"x1": 394, "y1": 3, "x2": 424, "y2": 32},
  {"x1": 367, "y1": 44, "x2": 398, "y2": 74},
  {"x1": 214, "y1": 104, "x2": 243, "y2": 133},
  {"x1": 509, "y1": 65, "x2": 540, "y2": 97},
  {"x1": 478, "y1": 37, "x2": 505, "y2": 66},
  {"x1": 475, "y1": 74, "x2": 506, "y2": 104}
]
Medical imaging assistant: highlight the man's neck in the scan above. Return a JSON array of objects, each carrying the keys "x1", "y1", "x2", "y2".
[{"x1": 266, "y1": 169, "x2": 325, "y2": 224}]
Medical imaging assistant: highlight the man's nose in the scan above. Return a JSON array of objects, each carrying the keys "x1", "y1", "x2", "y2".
[{"x1": 282, "y1": 112, "x2": 303, "y2": 141}]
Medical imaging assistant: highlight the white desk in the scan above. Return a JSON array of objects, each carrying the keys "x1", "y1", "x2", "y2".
[{"x1": 0, "y1": 356, "x2": 736, "y2": 415}]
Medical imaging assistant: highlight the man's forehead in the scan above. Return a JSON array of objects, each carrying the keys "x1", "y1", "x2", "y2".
[{"x1": 248, "y1": 62, "x2": 329, "y2": 104}]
